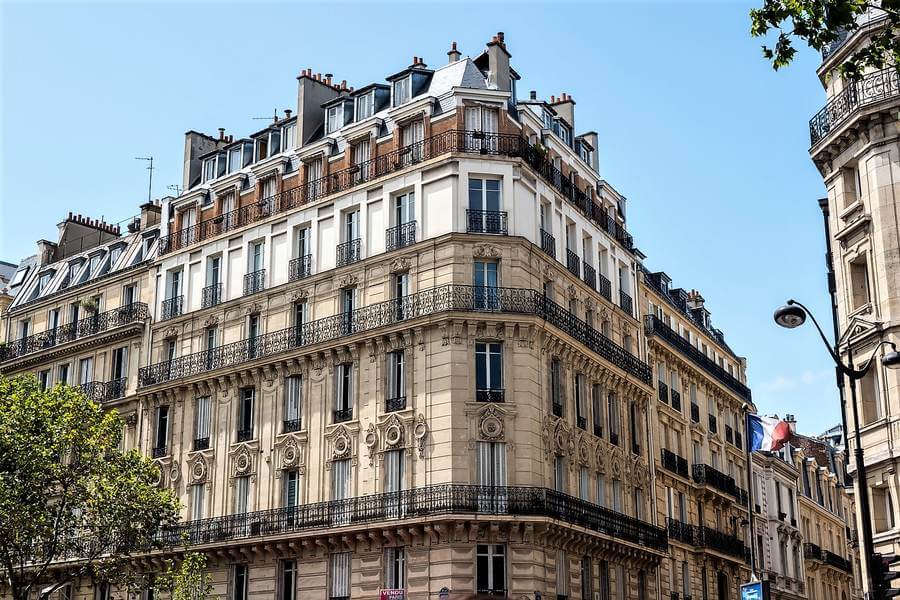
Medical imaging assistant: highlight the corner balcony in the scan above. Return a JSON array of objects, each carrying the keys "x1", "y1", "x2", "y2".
[
  {"x1": 154, "y1": 484, "x2": 668, "y2": 552},
  {"x1": 644, "y1": 314, "x2": 752, "y2": 402},
  {"x1": 0, "y1": 303, "x2": 148, "y2": 367},
  {"x1": 809, "y1": 66, "x2": 899, "y2": 146},
  {"x1": 138, "y1": 284, "x2": 652, "y2": 389},
  {"x1": 159, "y1": 130, "x2": 636, "y2": 256}
]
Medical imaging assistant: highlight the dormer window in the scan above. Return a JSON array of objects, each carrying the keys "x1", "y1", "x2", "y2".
[
  {"x1": 393, "y1": 77, "x2": 411, "y2": 107},
  {"x1": 282, "y1": 122, "x2": 296, "y2": 151},
  {"x1": 579, "y1": 144, "x2": 591, "y2": 165},
  {"x1": 326, "y1": 105, "x2": 344, "y2": 134},
  {"x1": 202, "y1": 157, "x2": 217, "y2": 183},
  {"x1": 89, "y1": 252, "x2": 104, "y2": 276},
  {"x1": 109, "y1": 244, "x2": 124, "y2": 267},
  {"x1": 542, "y1": 109, "x2": 554, "y2": 130},
  {"x1": 356, "y1": 92, "x2": 375, "y2": 120},
  {"x1": 555, "y1": 121, "x2": 571, "y2": 145},
  {"x1": 38, "y1": 270, "x2": 54, "y2": 293}
]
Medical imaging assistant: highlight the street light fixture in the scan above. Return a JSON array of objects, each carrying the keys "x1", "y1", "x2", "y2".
[{"x1": 773, "y1": 298, "x2": 899, "y2": 597}]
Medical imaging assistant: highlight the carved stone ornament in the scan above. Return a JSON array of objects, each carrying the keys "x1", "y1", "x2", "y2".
[
  {"x1": 478, "y1": 405, "x2": 505, "y2": 441},
  {"x1": 567, "y1": 284, "x2": 578, "y2": 299},
  {"x1": 364, "y1": 423, "x2": 379, "y2": 465},
  {"x1": 190, "y1": 455, "x2": 208, "y2": 483},
  {"x1": 162, "y1": 327, "x2": 178, "y2": 339},
  {"x1": 150, "y1": 461, "x2": 164, "y2": 486},
  {"x1": 203, "y1": 315, "x2": 219, "y2": 328},
  {"x1": 595, "y1": 447, "x2": 607, "y2": 474},
  {"x1": 578, "y1": 439, "x2": 592, "y2": 466},
  {"x1": 282, "y1": 439, "x2": 300, "y2": 468},
  {"x1": 233, "y1": 447, "x2": 253, "y2": 476},
  {"x1": 124, "y1": 412, "x2": 138, "y2": 427},
  {"x1": 170, "y1": 460, "x2": 181, "y2": 484},
  {"x1": 473, "y1": 244, "x2": 501, "y2": 258},
  {"x1": 244, "y1": 302, "x2": 262, "y2": 315},
  {"x1": 414, "y1": 413, "x2": 429, "y2": 459},
  {"x1": 390, "y1": 256, "x2": 410, "y2": 273},
  {"x1": 290, "y1": 288, "x2": 310, "y2": 303},
  {"x1": 384, "y1": 418, "x2": 404, "y2": 448},
  {"x1": 333, "y1": 427, "x2": 353, "y2": 460},
  {"x1": 338, "y1": 273, "x2": 358, "y2": 289}
]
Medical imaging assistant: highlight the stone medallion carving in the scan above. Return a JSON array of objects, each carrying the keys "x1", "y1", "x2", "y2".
[
  {"x1": 244, "y1": 302, "x2": 262, "y2": 315},
  {"x1": 333, "y1": 429, "x2": 352, "y2": 459},
  {"x1": 364, "y1": 423, "x2": 379, "y2": 465},
  {"x1": 414, "y1": 413, "x2": 429, "y2": 459},
  {"x1": 478, "y1": 405, "x2": 505, "y2": 441},
  {"x1": 578, "y1": 439, "x2": 592, "y2": 466},
  {"x1": 170, "y1": 460, "x2": 181, "y2": 484},
  {"x1": 162, "y1": 327, "x2": 178, "y2": 339},
  {"x1": 290, "y1": 288, "x2": 310, "y2": 303},
  {"x1": 282, "y1": 439, "x2": 300, "y2": 468},
  {"x1": 190, "y1": 455, "x2": 208, "y2": 483},
  {"x1": 233, "y1": 447, "x2": 253, "y2": 477},
  {"x1": 384, "y1": 417, "x2": 404, "y2": 448}
]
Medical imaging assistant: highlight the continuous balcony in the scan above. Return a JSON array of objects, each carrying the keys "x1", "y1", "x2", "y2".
[
  {"x1": 660, "y1": 448, "x2": 689, "y2": 479},
  {"x1": 154, "y1": 484, "x2": 667, "y2": 551},
  {"x1": 644, "y1": 314, "x2": 752, "y2": 402},
  {"x1": 695, "y1": 525, "x2": 750, "y2": 562},
  {"x1": 809, "y1": 66, "x2": 899, "y2": 146},
  {"x1": 159, "y1": 130, "x2": 636, "y2": 256},
  {"x1": 385, "y1": 221, "x2": 417, "y2": 252},
  {"x1": 336, "y1": 239, "x2": 361, "y2": 267},
  {"x1": 139, "y1": 285, "x2": 653, "y2": 388},
  {"x1": 0, "y1": 303, "x2": 148, "y2": 364},
  {"x1": 693, "y1": 464, "x2": 747, "y2": 506},
  {"x1": 289, "y1": 254, "x2": 313, "y2": 281}
]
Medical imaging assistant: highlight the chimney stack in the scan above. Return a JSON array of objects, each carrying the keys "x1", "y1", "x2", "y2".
[
  {"x1": 284, "y1": 109, "x2": 292, "y2": 119},
  {"x1": 485, "y1": 31, "x2": 511, "y2": 92},
  {"x1": 529, "y1": 90, "x2": 537, "y2": 101},
  {"x1": 218, "y1": 128, "x2": 225, "y2": 140},
  {"x1": 686, "y1": 289, "x2": 705, "y2": 310},
  {"x1": 297, "y1": 67, "x2": 342, "y2": 145},
  {"x1": 447, "y1": 41, "x2": 461, "y2": 63},
  {"x1": 551, "y1": 92, "x2": 576, "y2": 131}
]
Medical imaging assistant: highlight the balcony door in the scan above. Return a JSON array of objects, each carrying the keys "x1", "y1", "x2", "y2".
[
  {"x1": 476, "y1": 441, "x2": 507, "y2": 512},
  {"x1": 473, "y1": 260, "x2": 499, "y2": 310}
]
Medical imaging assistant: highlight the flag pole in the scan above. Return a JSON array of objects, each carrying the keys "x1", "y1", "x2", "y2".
[{"x1": 743, "y1": 403, "x2": 759, "y2": 582}]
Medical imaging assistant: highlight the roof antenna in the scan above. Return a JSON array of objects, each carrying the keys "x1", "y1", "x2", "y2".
[
  {"x1": 252, "y1": 109, "x2": 279, "y2": 123},
  {"x1": 167, "y1": 184, "x2": 183, "y2": 196},
  {"x1": 135, "y1": 156, "x2": 154, "y2": 203}
]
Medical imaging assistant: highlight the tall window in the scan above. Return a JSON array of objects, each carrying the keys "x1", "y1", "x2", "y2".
[
  {"x1": 551, "y1": 358, "x2": 564, "y2": 415},
  {"x1": 58, "y1": 363, "x2": 69, "y2": 385},
  {"x1": 384, "y1": 547, "x2": 406, "y2": 590},
  {"x1": 154, "y1": 406, "x2": 169, "y2": 453},
  {"x1": 280, "y1": 560, "x2": 297, "y2": 600},
  {"x1": 401, "y1": 120, "x2": 424, "y2": 160},
  {"x1": 344, "y1": 209, "x2": 360, "y2": 242},
  {"x1": 393, "y1": 191, "x2": 415, "y2": 225},
  {"x1": 336, "y1": 363, "x2": 353, "y2": 422},
  {"x1": 393, "y1": 273, "x2": 408, "y2": 319},
  {"x1": 476, "y1": 441, "x2": 507, "y2": 486},
  {"x1": 195, "y1": 395, "x2": 211, "y2": 447},
  {"x1": 608, "y1": 393, "x2": 620, "y2": 443},
  {"x1": 611, "y1": 480, "x2": 622, "y2": 512},
  {"x1": 557, "y1": 549, "x2": 569, "y2": 599},
  {"x1": 468, "y1": 178, "x2": 502, "y2": 233},
  {"x1": 592, "y1": 384, "x2": 604, "y2": 436},
  {"x1": 575, "y1": 374, "x2": 586, "y2": 428},
  {"x1": 473, "y1": 260, "x2": 499, "y2": 310},
  {"x1": 238, "y1": 388, "x2": 254, "y2": 440},
  {"x1": 38, "y1": 370, "x2": 50, "y2": 391},
  {"x1": 206, "y1": 255, "x2": 221, "y2": 300},
  {"x1": 352, "y1": 139, "x2": 371, "y2": 179},
  {"x1": 582, "y1": 557, "x2": 593, "y2": 600},
  {"x1": 234, "y1": 476, "x2": 250, "y2": 514},
  {"x1": 283, "y1": 470, "x2": 300, "y2": 508},
  {"x1": 385, "y1": 449, "x2": 404, "y2": 494},
  {"x1": 476, "y1": 544, "x2": 506, "y2": 595},
  {"x1": 475, "y1": 342, "x2": 502, "y2": 400},
  {"x1": 191, "y1": 483, "x2": 205, "y2": 521},
  {"x1": 111, "y1": 346, "x2": 128, "y2": 381},
  {"x1": 356, "y1": 91, "x2": 375, "y2": 120},
  {"x1": 332, "y1": 458, "x2": 350, "y2": 500},
  {"x1": 386, "y1": 351, "x2": 405, "y2": 408},
  {"x1": 629, "y1": 401, "x2": 641, "y2": 455},
  {"x1": 554, "y1": 455, "x2": 566, "y2": 492},
  {"x1": 325, "y1": 105, "x2": 344, "y2": 134},
  {"x1": 597, "y1": 474, "x2": 606, "y2": 508},
  {"x1": 233, "y1": 565, "x2": 248, "y2": 600},
  {"x1": 849, "y1": 255, "x2": 871, "y2": 309},
  {"x1": 599, "y1": 561, "x2": 610, "y2": 600},
  {"x1": 330, "y1": 552, "x2": 351, "y2": 599},
  {"x1": 249, "y1": 241, "x2": 264, "y2": 273},
  {"x1": 79, "y1": 357, "x2": 93, "y2": 384},
  {"x1": 579, "y1": 467, "x2": 590, "y2": 501},
  {"x1": 284, "y1": 375, "x2": 302, "y2": 431},
  {"x1": 393, "y1": 76, "x2": 411, "y2": 106}
]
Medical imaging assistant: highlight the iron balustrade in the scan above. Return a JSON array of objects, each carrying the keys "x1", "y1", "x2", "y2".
[
  {"x1": 236, "y1": 428, "x2": 254, "y2": 442},
  {"x1": 690, "y1": 403, "x2": 700, "y2": 423},
  {"x1": 289, "y1": 254, "x2": 313, "y2": 281},
  {"x1": 583, "y1": 263, "x2": 596, "y2": 290},
  {"x1": 476, "y1": 389, "x2": 505, "y2": 403},
  {"x1": 153, "y1": 484, "x2": 667, "y2": 551},
  {"x1": 692, "y1": 464, "x2": 736, "y2": 497},
  {"x1": 540, "y1": 229, "x2": 556, "y2": 258},
  {"x1": 336, "y1": 239, "x2": 362, "y2": 267},
  {"x1": 466, "y1": 210, "x2": 508, "y2": 235},
  {"x1": 598, "y1": 274, "x2": 612, "y2": 302},
  {"x1": 593, "y1": 423, "x2": 603, "y2": 437},
  {"x1": 809, "y1": 66, "x2": 900, "y2": 145},
  {"x1": 201, "y1": 283, "x2": 222, "y2": 308},
  {"x1": 552, "y1": 402, "x2": 564, "y2": 417},
  {"x1": 193, "y1": 437, "x2": 210, "y2": 451},
  {"x1": 695, "y1": 525, "x2": 749, "y2": 562},
  {"x1": 644, "y1": 315, "x2": 752, "y2": 401},
  {"x1": 282, "y1": 419, "x2": 302, "y2": 434},
  {"x1": 667, "y1": 518, "x2": 695, "y2": 545},
  {"x1": 161, "y1": 296, "x2": 183, "y2": 321},
  {"x1": 619, "y1": 291, "x2": 633, "y2": 316},
  {"x1": 708, "y1": 414, "x2": 718, "y2": 433},
  {"x1": 610, "y1": 432, "x2": 620, "y2": 446},
  {"x1": 334, "y1": 408, "x2": 353, "y2": 423},
  {"x1": 138, "y1": 284, "x2": 653, "y2": 388},
  {"x1": 822, "y1": 549, "x2": 852, "y2": 573},
  {"x1": 565, "y1": 249, "x2": 581, "y2": 278},
  {"x1": 725, "y1": 425, "x2": 734, "y2": 444},
  {"x1": 158, "y1": 130, "x2": 637, "y2": 256},
  {"x1": 152, "y1": 446, "x2": 168, "y2": 458},
  {"x1": 386, "y1": 221, "x2": 417, "y2": 252},
  {"x1": 244, "y1": 269, "x2": 266, "y2": 296},
  {"x1": 661, "y1": 449, "x2": 689, "y2": 479},
  {"x1": 658, "y1": 381, "x2": 669, "y2": 403},
  {"x1": 385, "y1": 396, "x2": 407, "y2": 412},
  {"x1": 78, "y1": 378, "x2": 127, "y2": 402},
  {"x1": 671, "y1": 389, "x2": 682, "y2": 411},
  {"x1": 576, "y1": 416, "x2": 587, "y2": 430},
  {"x1": 0, "y1": 303, "x2": 148, "y2": 363}
]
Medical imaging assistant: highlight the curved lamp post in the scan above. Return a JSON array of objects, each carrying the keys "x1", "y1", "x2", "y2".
[{"x1": 774, "y1": 298, "x2": 900, "y2": 595}]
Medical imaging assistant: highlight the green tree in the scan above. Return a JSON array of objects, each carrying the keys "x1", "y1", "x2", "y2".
[
  {"x1": 750, "y1": 0, "x2": 899, "y2": 79},
  {"x1": 158, "y1": 552, "x2": 213, "y2": 600},
  {"x1": 0, "y1": 374, "x2": 180, "y2": 600}
]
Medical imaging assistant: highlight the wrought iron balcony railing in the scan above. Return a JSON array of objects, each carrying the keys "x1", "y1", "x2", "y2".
[
  {"x1": 695, "y1": 525, "x2": 749, "y2": 562},
  {"x1": 667, "y1": 518, "x2": 695, "y2": 545},
  {"x1": 466, "y1": 210, "x2": 508, "y2": 235},
  {"x1": 153, "y1": 484, "x2": 668, "y2": 551},
  {"x1": 804, "y1": 542, "x2": 822, "y2": 560},
  {"x1": 334, "y1": 408, "x2": 353, "y2": 423},
  {"x1": 336, "y1": 239, "x2": 362, "y2": 267},
  {"x1": 598, "y1": 274, "x2": 612, "y2": 302},
  {"x1": 160, "y1": 130, "x2": 636, "y2": 256},
  {"x1": 282, "y1": 418, "x2": 302, "y2": 434},
  {"x1": 619, "y1": 290, "x2": 633, "y2": 316},
  {"x1": 0, "y1": 303, "x2": 149, "y2": 363},
  {"x1": 201, "y1": 283, "x2": 222, "y2": 308},
  {"x1": 476, "y1": 389, "x2": 505, "y2": 403},
  {"x1": 661, "y1": 449, "x2": 689, "y2": 479},
  {"x1": 691, "y1": 403, "x2": 700, "y2": 423},
  {"x1": 138, "y1": 284, "x2": 652, "y2": 388},
  {"x1": 565, "y1": 249, "x2": 581, "y2": 278},
  {"x1": 289, "y1": 254, "x2": 313, "y2": 281},
  {"x1": 644, "y1": 315, "x2": 752, "y2": 401},
  {"x1": 540, "y1": 229, "x2": 556, "y2": 258},
  {"x1": 152, "y1": 446, "x2": 168, "y2": 459},
  {"x1": 552, "y1": 401, "x2": 564, "y2": 418},
  {"x1": 236, "y1": 428, "x2": 254, "y2": 442},
  {"x1": 78, "y1": 378, "x2": 127, "y2": 402},
  {"x1": 822, "y1": 549, "x2": 852, "y2": 573},
  {"x1": 243, "y1": 269, "x2": 266, "y2": 296},
  {"x1": 386, "y1": 221, "x2": 417, "y2": 252},
  {"x1": 193, "y1": 437, "x2": 210, "y2": 451},
  {"x1": 161, "y1": 296, "x2": 183, "y2": 321},
  {"x1": 385, "y1": 396, "x2": 407, "y2": 412},
  {"x1": 692, "y1": 464, "x2": 738, "y2": 499},
  {"x1": 810, "y1": 66, "x2": 899, "y2": 146},
  {"x1": 583, "y1": 263, "x2": 596, "y2": 290},
  {"x1": 658, "y1": 381, "x2": 669, "y2": 404},
  {"x1": 671, "y1": 389, "x2": 682, "y2": 411}
]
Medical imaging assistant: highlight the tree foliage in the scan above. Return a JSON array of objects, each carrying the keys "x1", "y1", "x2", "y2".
[
  {"x1": 750, "y1": 0, "x2": 899, "y2": 79},
  {"x1": 157, "y1": 552, "x2": 212, "y2": 600},
  {"x1": 0, "y1": 375, "x2": 180, "y2": 600}
]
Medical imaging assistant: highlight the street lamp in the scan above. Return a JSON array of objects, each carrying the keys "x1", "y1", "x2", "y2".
[{"x1": 773, "y1": 298, "x2": 900, "y2": 597}]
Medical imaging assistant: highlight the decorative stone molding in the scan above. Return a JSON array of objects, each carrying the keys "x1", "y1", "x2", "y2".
[
  {"x1": 189, "y1": 454, "x2": 209, "y2": 483},
  {"x1": 162, "y1": 327, "x2": 178, "y2": 339},
  {"x1": 232, "y1": 446, "x2": 254, "y2": 477},
  {"x1": 244, "y1": 302, "x2": 262, "y2": 315},
  {"x1": 478, "y1": 404, "x2": 506, "y2": 441},
  {"x1": 364, "y1": 423, "x2": 379, "y2": 466},
  {"x1": 290, "y1": 288, "x2": 310, "y2": 303},
  {"x1": 389, "y1": 256, "x2": 411, "y2": 273},
  {"x1": 473, "y1": 244, "x2": 501, "y2": 258},
  {"x1": 338, "y1": 273, "x2": 359, "y2": 289},
  {"x1": 203, "y1": 315, "x2": 219, "y2": 328},
  {"x1": 324, "y1": 423, "x2": 358, "y2": 469},
  {"x1": 414, "y1": 413, "x2": 429, "y2": 459}
]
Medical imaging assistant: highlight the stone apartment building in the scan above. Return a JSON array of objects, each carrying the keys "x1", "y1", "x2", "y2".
[
  {"x1": 809, "y1": 7, "x2": 900, "y2": 573},
  {"x1": 0, "y1": 31, "x2": 813, "y2": 600}
]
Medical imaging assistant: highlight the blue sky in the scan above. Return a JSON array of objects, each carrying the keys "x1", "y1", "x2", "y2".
[{"x1": 1, "y1": 2, "x2": 839, "y2": 434}]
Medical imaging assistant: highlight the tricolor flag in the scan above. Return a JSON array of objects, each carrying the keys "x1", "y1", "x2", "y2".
[{"x1": 746, "y1": 414, "x2": 792, "y2": 452}]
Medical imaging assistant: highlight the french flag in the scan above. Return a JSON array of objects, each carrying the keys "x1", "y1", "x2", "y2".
[{"x1": 747, "y1": 414, "x2": 792, "y2": 452}]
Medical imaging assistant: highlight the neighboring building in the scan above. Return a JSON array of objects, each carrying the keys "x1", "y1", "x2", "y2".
[
  {"x1": 641, "y1": 271, "x2": 754, "y2": 600},
  {"x1": 0, "y1": 259, "x2": 18, "y2": 340},
  {"x1": 809, "y1": 6, "x2": 900, "y2": 576}
]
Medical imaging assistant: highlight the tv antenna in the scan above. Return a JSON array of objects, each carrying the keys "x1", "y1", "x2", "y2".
[
  {"x1": 167, "y1": 184, "x2": 183, "y2": 196},
  {"x1": 252, "y1": 109, "x2": 279, "y2": 123},
  {"x1": 135, "y1": 156, "x2": 154, "y2": 203}
]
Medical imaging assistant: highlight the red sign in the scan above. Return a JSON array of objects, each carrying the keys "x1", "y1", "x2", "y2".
[{"x1": 381, "y1": 590, "x2": 405, "y2": 600}]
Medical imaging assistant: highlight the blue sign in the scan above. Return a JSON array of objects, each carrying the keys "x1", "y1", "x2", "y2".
[{"x1": 741, "y1": 581, "x2": 769, "y2": 600}]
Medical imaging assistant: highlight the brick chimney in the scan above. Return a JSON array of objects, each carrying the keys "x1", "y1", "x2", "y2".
[
  {"x1": 447, "y1": 41, "x2": 461, "y2": 64},
  {"x1": 140, "y1": 200, "x2": 162, "y2": 229},
  {"x1": 485, "y1": 32, "x2": 511, "y2": 92},
  {"x1": 686, "y1": 289, "x2": 705, "y2": 310},
  {"x1": 551, "y1": 92, "x2": 576, "y2": 131}
]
